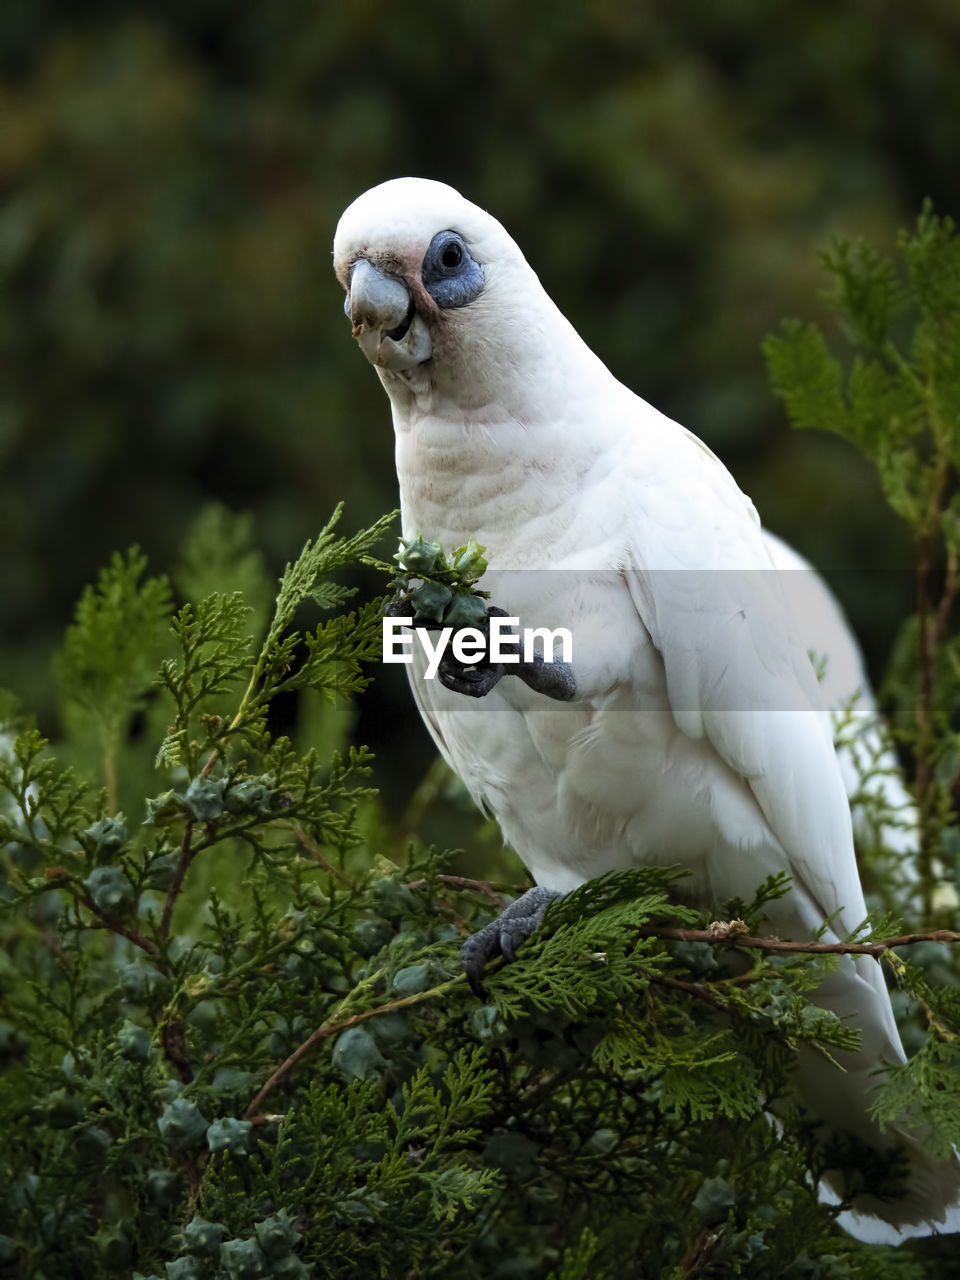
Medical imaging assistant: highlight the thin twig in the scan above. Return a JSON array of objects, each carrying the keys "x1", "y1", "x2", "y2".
[
  {"x1": 246, "y1": 1112, "x2": 286, "y2": 1127},
  {"x1": 932, "y1": 543, "x2": 959, "y2": 651},
  {"x1": 159, "y1": 820, "x2": 196, "y2": 940},
  {"x1": 914, "y1": 440, "x2": 950, "y2": 915},
  {"x1": 199, "y1": 665, "x2": 260, "y2": 779},
  {"x1": 243, "y1": 975, "x2": 465, "y2": 1119},
  {"x1": 293, "y1": 823, "x2": 353, "y2": 885},
  {"x1": 916, "y1": 526, "x2": 935, "y2": 819},
  {"x1": 159, "y1": 1017, "x2": 194, "y2": 1084},
  {"x1": 649, "y1": 973, "x2": 726, "y2": 1011},
  {"x1": 635, "y1": 922, "x2": 960, "y2": 960},
  {"x1": 103, "y1": 742, "x2": 118, "y2": 818},
  {"x1": 75, "y1": 890, "x2": 160, "y2": 957},
  {"x1": 681, "y1": 1227, "x2": 723, "y2": 1277},
  {"x1": 405, "y1": 874, "x2": 508, "y2": 909},
  {"x1": 243, "y1": 915, "x2": 960, "y2": 1119}
]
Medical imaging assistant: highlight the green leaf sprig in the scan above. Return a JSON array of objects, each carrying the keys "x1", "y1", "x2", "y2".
[{"x1": 388, "y1": 534, "x2": 491, "y2": 628}]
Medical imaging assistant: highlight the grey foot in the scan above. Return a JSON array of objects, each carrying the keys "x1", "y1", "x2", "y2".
[
  {"x1": 515, "y1": 654, "x2": 576, "y2": 701},
  {"x1": 461, "y1": 885, "x2": 561, "y2": 997},
  {"x1": 437, "y1": 651, "x2": 505, "y2": 697},
  {"x1": 438, "y1": 607, "x2": 576, "y2": 702}
]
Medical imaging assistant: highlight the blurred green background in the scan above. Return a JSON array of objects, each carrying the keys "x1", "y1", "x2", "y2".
[{"x1": 2, "y1": 0, "x2": 958, "y2": 833}]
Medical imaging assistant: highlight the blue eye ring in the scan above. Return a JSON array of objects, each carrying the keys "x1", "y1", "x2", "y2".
[{"x1": 422, "y1": 231, "x2": 484, "y2": 308}]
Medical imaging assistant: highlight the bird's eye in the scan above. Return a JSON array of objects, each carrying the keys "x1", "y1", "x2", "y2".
[
  {"x1": 422, "y1": 230, "x2": 484, "y2": 308},
  {"x1": 440, "y1": 240, "x2": 463, "y2": 272}
]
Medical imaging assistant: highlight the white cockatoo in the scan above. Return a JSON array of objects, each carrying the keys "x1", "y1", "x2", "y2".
[{"x1": 333, "y1": 177, "x2": 959, "y2": 1242}]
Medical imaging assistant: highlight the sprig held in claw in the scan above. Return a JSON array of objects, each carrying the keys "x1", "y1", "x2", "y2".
[{"x1": 389, "y1": 534, "x2": 490, "y2": 628}]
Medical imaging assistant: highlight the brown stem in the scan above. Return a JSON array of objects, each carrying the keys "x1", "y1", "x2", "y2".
[
  {"x1": 914, "y1": 445, "x2": 951, "y2": 915},
  {"x1": 76, "y1": 891, "x2": 160, "y2": 957},
  {"x1": 915, "y1": 529, "x2": 935, "y2": 818},
  {"x1": 650, "y1": 973, "x2": 726, "y2": 1011},
  {"x1": 104, "y1": 740, "x2": 118, "y2": 817},
  {"x1": 293, "y1": 823, "x2": 353, "y2": 885},
  {"x1": 243, "y1": 976, "x2": 464, "y2": 1119},
  {"x1": 635, "y1": 922, "x2": 960, "y2": 959},
  {"x1": 159, "y1": 821, "x2": 196, "y2": 940},
  {"x1": 405, "y1": 874, "x2": 508, "y2": 909},
  {"x1": 681, "y1": 1227, "x2": 722, "y2": 1276},
  {"x1": 160, "y1": 1018, "x2": 194, "y2": 1084},
  {"x1": 243, "y1": 918, "x2": 960, "y2": 1121},
  {"x1": 931, "y1": 543, "x2": 959, "y2": 651}
]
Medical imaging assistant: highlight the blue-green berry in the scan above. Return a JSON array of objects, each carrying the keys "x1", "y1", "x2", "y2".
[
  {"x1": 144, "y1": 851, "x2": 179, "y2": 890},
  {"x1": 442, "y1": 593, "x2": 489, "y2": 629},
  {"x1": 165, "y1": 1259, "x2": 203, "y2": 1280},
  {"x1": 406, "y1": 580, "x2": 453, "y2": 622},
  {"x1": 219, "y1": 1237, "x2": 270, "y2": 1280},
  {"x1": 119, "y1": 961, "x2": 171, "y2": 1002},
  {"x1": 185, "y1": 777, "x2": 225, "y2": 821},
  {"x1": 206, "y1": 1116, "x2": 252, "y2": 1156},
  {"x1": 452, "y1": 536, "x2": 488, "y2": 580},
  {"x1": 116, "y1": 1019, "x2": 151, "y2": 1060},
  {"x1": 84, "y1": 814, "x2": 129, "y2": 857},
  {"x1": 144, "y1": 790, "x2": 184, "y2": 826},
  {"x1": 224, "y1": 777, "x2": 274, "y2": 815},
  {"x1": 84, "y1": 865, "x2": 134, "y2": 916},
  {"x1": 181, "y1": 1216, "x2": 226, "y2": 1257},
  {"x1": 45, "y1": 1088, "x2": 84, "y2": 1129},
  {"x1": 157, "y1": 1097, "x2": 208, "y2": 1148},
  {"x1": 331, "y1": 1027, "x2": 385, "y2": 1082},
  {"x1": 94, "y1": 1224, "x2": 133, "y2": 1269},
  {"x1": 396, "y1": 535, "x2": 444, "y2": 575},
  {"x1": 254, "y1": 1209, "x2": 301, "y2": 1259},
  {"x1": 392, "y1": 963, "x2": 432, "y2": 996}
]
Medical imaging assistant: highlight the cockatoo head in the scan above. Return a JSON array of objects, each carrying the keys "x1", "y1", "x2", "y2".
[
  {"x1": 334, "y1": 178, "x2": 510, "y2": 371},
  {"x1": 334, "y1": 178, "x2": 569, "y2": 413}
]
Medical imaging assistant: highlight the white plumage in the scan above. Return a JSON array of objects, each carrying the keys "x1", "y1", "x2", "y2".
[{"x1": 333, "y1": 177, "x2": 959, "y2": 1241}]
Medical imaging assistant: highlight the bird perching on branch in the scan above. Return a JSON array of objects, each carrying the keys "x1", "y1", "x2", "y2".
[{"x1": 333, "y1": 176, "x2": 960, "y2": 1243}]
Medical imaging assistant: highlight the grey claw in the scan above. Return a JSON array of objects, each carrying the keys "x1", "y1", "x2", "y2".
[
  {"x1": 460, "y1": 885, "x2": 562, "y2": 996},
  {"x1": 438, "y1": 662, "x2": 504, "y2": 697}
]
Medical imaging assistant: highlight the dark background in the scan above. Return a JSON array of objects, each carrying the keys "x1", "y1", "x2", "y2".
[{"x1": 2, "y1": 0, "x2": 956, "y2": 831}]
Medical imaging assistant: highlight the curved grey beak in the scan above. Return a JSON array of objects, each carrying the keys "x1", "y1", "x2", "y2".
[{"x1": 345, "y1": 260, "x2": 432, "y2": 371}]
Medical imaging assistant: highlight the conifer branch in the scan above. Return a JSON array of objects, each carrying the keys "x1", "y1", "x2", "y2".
[
  {"x1": 292, "y1": 822, "x2": 353, "y2": 885},
  {"x1": 635, "y1": 922, "x2": 960, "y2": 959},
  {"x1": 681, "y1": 1227, "x2": 723, "y2": 1276},
  {"x1": 649, "y1": 973, "x2": 726, "y2": 1010},
  {"x1": 932, "y1": 543, "x2": 959, "y2": 652},
  {"x1": 243, "y1": 974, "x2": 466, "y2": 1118},
  {"x1": 404, "y1": 874, "x2": 508, "y2": 908},
  {"x1": 75, "y1": 889, "x2": 160, "y2": 957},
  {"x1": 159, "y1": 820, "x2": 196, "y2": 939}
]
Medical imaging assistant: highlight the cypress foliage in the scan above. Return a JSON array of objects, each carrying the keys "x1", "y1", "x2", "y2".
[{"x1": 2, "y1": 207, "x2": 960, "y2": 1278}]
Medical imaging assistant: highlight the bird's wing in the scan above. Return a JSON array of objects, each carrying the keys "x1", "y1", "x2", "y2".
[{"x1": 620, "y1": 424, "x2": 869, "y2": 937}]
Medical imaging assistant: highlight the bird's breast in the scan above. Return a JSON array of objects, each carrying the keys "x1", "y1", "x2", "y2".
[{"x1": 394, "y1": 409, "x2": 624, "y2": 568}]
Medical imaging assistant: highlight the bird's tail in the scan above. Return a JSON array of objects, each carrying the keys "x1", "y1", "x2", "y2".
[{"x1": 794, "y1": 952, "x2": 960, "y2": 1242}]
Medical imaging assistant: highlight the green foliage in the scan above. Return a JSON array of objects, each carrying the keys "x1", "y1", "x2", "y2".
[
  {"x1": 765, "y1": 205, "x2": 960, "y2": 927},
  {"x1": 2, "y1": 504, "x2": 959, "y2": 1277},
  {"x1": 389, "y1": 534, "x2": 491, "y2": 628},
  {"x1": 10, "y1": 0, "x2": 960, "y2": 774},
  {"x1": 9, "y1": 192, "x2": 960, "y2": 1272},
  {"x1": 764, "y1": 205, "x2": 960, "y2": 533},
  {"x1": 54, "y1": 547, "x2": 172, "y2": 811}
]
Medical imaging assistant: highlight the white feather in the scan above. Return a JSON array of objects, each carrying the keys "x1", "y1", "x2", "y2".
[{"x1": 334, "y1": 177, "x2": 960, "y2": 1239}]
